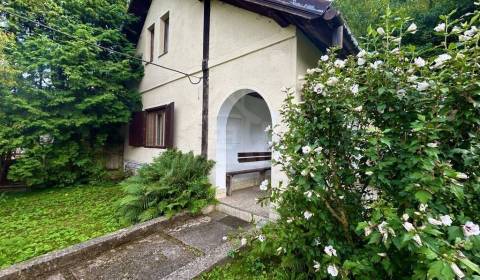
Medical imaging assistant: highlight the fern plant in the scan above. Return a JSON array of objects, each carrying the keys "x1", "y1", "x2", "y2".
[{"x1": 116, "y1": 150, "x2": 216, "y2": 224}]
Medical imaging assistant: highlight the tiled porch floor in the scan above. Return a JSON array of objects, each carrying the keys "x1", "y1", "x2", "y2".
[{"x1": 218, "y1": 186, "x2": 270, "y2": 218}]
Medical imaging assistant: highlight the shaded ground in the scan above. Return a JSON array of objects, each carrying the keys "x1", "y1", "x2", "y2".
[
  {"x1": 219, "y1": 187, "x2": 269, "y2": 218},
  {"x1": 43, "y1": 212, "x2": 252, "y2": 280}
]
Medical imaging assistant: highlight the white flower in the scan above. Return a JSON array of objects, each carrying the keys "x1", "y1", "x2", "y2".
[
  {"x1": 451, "y1": 263, "x2": 465, "y2": 279},
  {"x1": 276, "y1": 247, "x2": 284, "y2": 254},
  {"x1": 419, "y1": 204, "x2": 428, "y2": 212},
  {"x1": 407, "y1": 75, "x2": 418, "y2": 83},
  {"x1": 306, "y1": 68, "x2": 316, "y2": 75},
  {"x1": 413, "y1": 234, "x2": 423, "y2": 246},
  {"x1": 459, "y1": 35, "x2": 472, "y2": 42},
  {"x1": 365, "y1": 171, "x2": 373, "y2": 176},
  {"x1": 403, "y1": 222, "x2": 415, "y2": 232},
  {"x1": 427, "y1": 142, "x2": 438, "y2": 148},
  {"x1": 334, "y1": 59, "x2": 346, "y2": 68},
  {"x1": 463, "y1": 221, "x2": 480, "y2": 237},
  {"x1": 350, "y1": 84, "x2": 359, "y2": 94},
  {"x1": 457, "y1": 53, "x2": 465, "y2": 60},
  {"x1": 414, "y1": 57, "x2": 426, "y2": 67},
  {"x1": 327, "y1": 265, "x2": 339, "y2": 277},
  {"x1": 416, "y1": 81, "x2": 430, "y2": 92},
  {"x1": 314, "y1": 146, "x2": 323, "y2": 153},
  {"x1": 324, "y1": 245, "x2": 337, "y2": 257},
  {"x1": 407, "y1": 23, "x2": 417, "y2": 34},
  {"x1": 440, "y1": 215, "x2": 453, "y2": 226},
  {"x1": 321, "y1": 55, "x2": 329, "y2": 61},
  {"x1": 377, "y1": 27, "x2": 386, "y2": 35},
  {"x1": 327, "y1": 77, "x2": 339, "y2": 86},
  {"x1": 428, "y1": 217, "x2": 443, "y2": 226},
  {"x1": 357, "y1": 57, "x2": 366, "y2": 66},
  {"x1": 378, "y1": 221, "x2": 389, "y2": 235},
  {"x1": 452, "y1": 26, "x2": 462, "y2": 33},
  {"x1": 434, "y1": 23, "x2": 446, "y2": 32},
  {"x1": 326, "y1": 107, "x2": 330, "y2": 113},
  {"x1": 302, "y1": 146, "x2": 312, "y2": 154},
  {"x1": 456, "y1": 172, "x2": 469, "y2": 180},
  {"x1": 357, "y1": 49, "x2": 367, "y2": 58},
  {"x1": 402, "y1": 213, "x2": 410, "y2": 221},
  {"x1": 287, "y1": 217, "x2": 294, "y2": 223},
  {"x1": 222, "y1": 236, "x2": 228, "y2": 241},
  {"x1": 433, "y1": 53, "x2": 452, "y2": 68},
  {"x1": 240, "y1": 237, "x2": 247, "y2": 246},
  {"x1": 391, "y1": 48, "x2": 400, "y2": 54},
  {"x1": 313, "y1": 260, "x2": 321, "y2": 272},
  {"x1": 259, "y1": 180, "x2": 269, "y2": 191},
  {"x1": 258, "y1": 235, "x2": 266, "y2": 242},
  {"x1": 353, "y1": 106, "x2": 363, "y2": 112},
  {"x1": 313, "y1": 83, "x2": 325, "y2": 95},
  {"x1": 370, "y1": 60, "x2": 384, "y2": 70},
  {"x1": 304, "y1": 190, "x2": 313, "y2": 199},
  {"x1": 364, "y1": 226, "x2": 373, "y2": 237},
  {"x1": 304, "y1": 211, "x2": 314, "y2": 220},
  {"x1": 264, "y1": 125, "x2": 271, "y2": 132},
  {"x1": 301, "y1": 169, "x2": 309, "y2": 176},
  {"x1": 464, "y1": 27, "x2": 477, "y2": 37}
]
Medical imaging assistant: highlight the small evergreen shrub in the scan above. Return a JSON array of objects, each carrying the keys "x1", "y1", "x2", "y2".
[
  {"x1": 245, "y1": 7, "x2": 480, "y2": 280},
  {"x1": 117, "y1": 150, "x2": 216, "y2": 223}
]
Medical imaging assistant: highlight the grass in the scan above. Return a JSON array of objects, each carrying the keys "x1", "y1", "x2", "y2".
[
  {"x1": 0, "y1": 184, "x2": 125, "y2": 269},
  {"x1": 199, "y1": 250, "x2": 277, "y2": 280}
]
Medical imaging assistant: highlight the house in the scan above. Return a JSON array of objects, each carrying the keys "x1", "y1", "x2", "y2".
[{"x1": 124, "y1": 0, "x2": 358, "y2": 219}]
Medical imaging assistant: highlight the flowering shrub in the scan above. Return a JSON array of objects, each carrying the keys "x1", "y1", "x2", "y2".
[{"x1": 251, "y1": 6, "x2": 480, "y2": 279}]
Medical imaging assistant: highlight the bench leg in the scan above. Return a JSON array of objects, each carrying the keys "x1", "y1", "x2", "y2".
[
  {"x1": 226, "y1": 175, "x2": 232, "y2": 196},
  {"x1": 259, "y1": 171, "x2": 267, "y2": 182}
]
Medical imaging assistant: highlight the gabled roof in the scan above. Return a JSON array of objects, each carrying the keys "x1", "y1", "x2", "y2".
[{"x1": 125, "y1": 0, "x2": 359, "y2": 55}]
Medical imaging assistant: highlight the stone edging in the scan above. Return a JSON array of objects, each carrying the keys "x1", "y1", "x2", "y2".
[{"x1": 0, "y1": 212, "x2": 191, "y2": 280}]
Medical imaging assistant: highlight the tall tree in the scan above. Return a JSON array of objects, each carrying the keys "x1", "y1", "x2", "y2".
[{"x1": 0, "y1": 0, "x2": 143, "y2": 187}]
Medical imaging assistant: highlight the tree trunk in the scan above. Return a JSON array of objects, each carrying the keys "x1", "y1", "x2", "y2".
[{"x1": 0, "y1": 151, "x2": 12, "y2": 186}]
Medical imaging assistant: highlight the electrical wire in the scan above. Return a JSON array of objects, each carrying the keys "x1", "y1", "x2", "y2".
[{"x1": 0, "y1": 6, "x2": 203, "y2": 85}]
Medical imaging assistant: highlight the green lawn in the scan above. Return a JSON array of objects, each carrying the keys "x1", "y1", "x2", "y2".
[{"x1": 0, "y1": 184, "x2": 124, "y2": 269}]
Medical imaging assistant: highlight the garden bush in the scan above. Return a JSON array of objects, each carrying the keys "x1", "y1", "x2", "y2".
[
  {"x1": 117, "y1": 150, "x2": 216, "y2": 223},
  {"x1": 246, "y1": 6, "x2": 480, "y2": 280}
]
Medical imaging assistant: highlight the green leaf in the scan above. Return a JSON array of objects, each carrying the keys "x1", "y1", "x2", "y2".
[
  {"x1": 460, "y1": 258, "x2": 480, "y2": 274},
  {"x1": 415, "y1": 191, "x2": 432, "y2": 203}
]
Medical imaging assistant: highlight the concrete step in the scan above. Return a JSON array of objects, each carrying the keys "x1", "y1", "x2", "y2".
[{"x1": 216, "y1": 202, "x2": 269, "y2": 225}]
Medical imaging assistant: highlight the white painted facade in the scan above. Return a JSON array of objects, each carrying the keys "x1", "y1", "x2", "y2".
[{"x1": 124, "y1": 0, "x2": 323, "y2": 199}]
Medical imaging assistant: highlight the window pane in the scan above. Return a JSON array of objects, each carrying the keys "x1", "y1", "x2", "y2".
[{"x1": 146, "y1": 110, "x2": 165, "y2": 147}]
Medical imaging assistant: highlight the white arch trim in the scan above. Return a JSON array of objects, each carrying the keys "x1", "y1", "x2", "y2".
[{"x1": 214, "y1": 89, "x2": 274, "y2": 190}]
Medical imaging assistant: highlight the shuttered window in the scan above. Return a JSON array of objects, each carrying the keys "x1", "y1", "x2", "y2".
[{"x1": 129, "y1": 103, "x2": 174, "y2": 149}]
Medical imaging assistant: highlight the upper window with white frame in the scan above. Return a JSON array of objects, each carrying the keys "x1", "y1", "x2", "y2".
[
  {"x1": 147, "y1": 23, "x2": 155, "y2": 62},
  {"x1": 159, "y1": 12, "x2": 169, "y2": 56}
]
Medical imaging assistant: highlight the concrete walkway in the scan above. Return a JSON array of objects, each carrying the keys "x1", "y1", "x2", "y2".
[{"x1": 42, "y1": 212, "x2": 251, "y2": 280}]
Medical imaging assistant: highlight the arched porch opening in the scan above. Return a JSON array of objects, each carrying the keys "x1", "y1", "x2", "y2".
[{"x1": 215, "y1": 90, "x2": 272, "y2": 218}]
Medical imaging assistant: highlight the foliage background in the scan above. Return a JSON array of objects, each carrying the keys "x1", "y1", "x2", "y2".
[
  {"x1": 335, "y1": 0, "x2": 475, "y2": 49},
  {"x1": 0, "y1": 0, "x2": 143, "y2": 187}
]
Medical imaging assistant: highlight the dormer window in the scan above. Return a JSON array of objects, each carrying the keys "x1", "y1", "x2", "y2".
[
  {"x1": 160, "y1": 12, "x2": 169, "y2": 56},
  {"x1": 147, "y1": 24, "x2": 155, "y2": 62}
]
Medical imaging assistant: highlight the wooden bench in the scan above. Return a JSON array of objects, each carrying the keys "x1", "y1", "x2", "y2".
[{"x1": 226, "y1": 152, "x2": 271, "y2": 196}]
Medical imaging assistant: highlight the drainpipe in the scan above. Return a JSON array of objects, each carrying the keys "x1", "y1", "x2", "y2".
[{"x1": 201, "y1": 0, "x2": 211, "y2": 158}]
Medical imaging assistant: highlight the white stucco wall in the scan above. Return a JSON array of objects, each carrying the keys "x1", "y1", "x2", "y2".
[{"x1": 124, "y1": 0, "x2": 325, "y2": 196}]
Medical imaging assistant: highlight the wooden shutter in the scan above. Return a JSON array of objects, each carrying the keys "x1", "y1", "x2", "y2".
[
  {"x1": 164, "y1": 102, "x2": 174, "y2": 148},
  {"x1": 129, "y1": 111, "x2": 146, "y2": 147}
]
